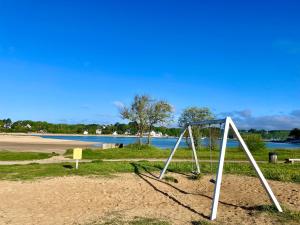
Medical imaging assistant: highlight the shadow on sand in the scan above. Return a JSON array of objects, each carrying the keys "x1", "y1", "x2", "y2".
[{"x1": 130, "y1": 162, "x2": 266, "y2": 224}]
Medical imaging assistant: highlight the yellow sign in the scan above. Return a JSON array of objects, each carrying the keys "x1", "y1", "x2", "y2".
[{"x1": 73, "y1": 148, "x2": 82, "y2": 160}]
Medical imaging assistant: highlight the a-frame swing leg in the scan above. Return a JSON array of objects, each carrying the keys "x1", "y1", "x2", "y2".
[
  {"x1": 229, "y1": 118, "x2": 283, "y2": 213},
  {"x1": 210, "y1": 117, "x2": 282, "y2": 221},
  {"x1": 159, "y1": 128, "x2": 187, "y2": 180},
  {"x1": 188, "y1": 125, "x2": 200, "y2": 174},
  {"x1": 210, "y1": 118, "x2": 230, "y2": 220}
]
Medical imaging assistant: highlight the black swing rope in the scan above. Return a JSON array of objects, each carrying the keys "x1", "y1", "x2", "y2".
[{"x1": 209, "y1": 125, "x2": 216, "y2": 184}]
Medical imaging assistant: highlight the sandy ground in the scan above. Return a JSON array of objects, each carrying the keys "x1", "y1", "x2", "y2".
[
  {"x1": 0, "y1": 173, "x2": 298, "y2": 225},
  {"x1": 0, "y1": 134, "x2": 96, "y2": 154}
]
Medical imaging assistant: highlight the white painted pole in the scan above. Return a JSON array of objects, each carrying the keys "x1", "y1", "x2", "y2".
[
  {"x1": 188, "y1": 125, "x2": 200, "y2": 174},
  {"x1": 76, "y1": 159, "x2": 79, "y2": 170},
  {"x1": 210, "y1": 117, "x2": 230, "y2": 221},
  {"x1": 228, "y1": 118, "x2": 283, "y2": 213},
  {"x1": 159, "y1": 128, "x2": 187, "y2": 179}
]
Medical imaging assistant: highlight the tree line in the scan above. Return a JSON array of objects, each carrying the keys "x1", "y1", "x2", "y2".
[
  {"x1": 0, "y1": 119, "x2": 182, "y2": 137},
  {"x1": 1, "y1": 94, "x2": 299, "y2": 146}
]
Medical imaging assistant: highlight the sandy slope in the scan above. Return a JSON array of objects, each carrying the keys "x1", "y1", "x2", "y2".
[
  {"x1": 0, "y1": 173, "x2": 298, "y2": 225},
  {"x1": 0, "y1": 134, "x2": 96, "y2": 153}
]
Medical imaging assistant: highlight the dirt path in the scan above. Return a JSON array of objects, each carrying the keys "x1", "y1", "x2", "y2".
[
  {"x1": 0, "y1": 155, "x2": 92, "y2": 165},
  {"x1": 0, "y1": 173, "x2": 298, "y2": 225}
]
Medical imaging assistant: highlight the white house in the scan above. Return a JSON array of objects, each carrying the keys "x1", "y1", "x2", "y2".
[
  {"x1": 96, "y1": 129, "x2": 102, "y2": 135},
  {"x1": 150, "y1": 131, "x2": 156, "y2": 137},
  {"x1": 112, "y1": 131, "x2": 118, "y2": 136},
  {"x1": 150, "y1": 131, "x2": 163, "y2": 137},
  {"x1": 83, "y1": 130, "x2": 89, "y2": 135},
  {"x1": 3, "y1": 124, "x2": 11, "y2": 129},
  {"x1": 25, "y1": 124, "x2": 32, "y2": 129},
  {"x1": 157, "y1": 132, "x2": 163, "y2": 137}
]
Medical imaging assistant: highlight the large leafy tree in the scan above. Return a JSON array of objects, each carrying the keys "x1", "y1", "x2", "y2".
[
  {"x1": 119, "y1": 95, "x2": 173, "y2": 145},
  {"x1": 178, "y1": 107, "x2": 214, "y2": 148},
  {"x1": 146, "y1": 100, "x2": 173, "y2": 144}
]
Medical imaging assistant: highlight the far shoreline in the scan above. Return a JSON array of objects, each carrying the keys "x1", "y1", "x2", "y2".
[{"x1": 0, "y1": 132, "x2": 176, "y2": 139}]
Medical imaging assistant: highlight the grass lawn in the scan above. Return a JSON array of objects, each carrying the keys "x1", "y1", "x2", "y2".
[
  {"x1": 85, "y1": 207, "x2": 300, "y2": 225},
  {"x1": 64, "y1": 144, "x2": 300, "y2": 162},
  {"x1": 0, "y1": 151, "x2": 56, "y2": 161},
  {"x1": 0, "y1": 160, "x2": 299, "y2": 183}
]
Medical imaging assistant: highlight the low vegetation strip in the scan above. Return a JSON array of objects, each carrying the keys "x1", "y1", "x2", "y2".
[
  {"x1": 87, "y1": 216, "x2": 170, "y2": 225},
  {"x1": 0, "y1": 151, "x2": 55, "y2": 161},
  {"x1": 64, "y1": 144, "x2": 300, "y2": 162},
  {"x1": 0, "y1": 161, "x2": 299, "y2": 183}
]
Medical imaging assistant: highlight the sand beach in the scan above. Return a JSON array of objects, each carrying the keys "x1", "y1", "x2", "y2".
[{"x1": 0, "y1": 134, "x2": 96, "y2": 154}]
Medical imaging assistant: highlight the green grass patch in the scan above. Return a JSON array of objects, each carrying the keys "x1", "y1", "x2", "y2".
[
  {"x1": 252, "y1": 205, "x2": 300, "y2": 224},
  {"x1": 0, "y1": 151, "x2": 56, "y2": 161},
  {"x1": 191, "y1": 220, "x2": 214, "y2": 225},
  {"x1": 64, "y1": 145, "x2": 300, "y2": 162},
  {"x1": 0, "y1": 160, "x2": 299, "y2": 183},
  {"x1": 87, "y1": 216, "x2": 170, "y2": 225}
]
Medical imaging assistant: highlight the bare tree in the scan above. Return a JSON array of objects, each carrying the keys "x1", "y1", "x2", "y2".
[
  {"x1": 119, "y1": 95, "x2": 151, "y2": 145},
  {"x1": 146, "y1": 100, "x2": 173, "y2": 145}
]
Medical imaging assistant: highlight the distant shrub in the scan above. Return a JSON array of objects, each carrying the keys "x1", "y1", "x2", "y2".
[
  {"x1": 124, "y1": 143, "x2": 158, "y2": 151},
  {"x1": 240, "y1": 134, "x2": 266, "y2": 152}
]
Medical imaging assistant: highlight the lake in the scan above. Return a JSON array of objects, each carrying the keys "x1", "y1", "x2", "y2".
[{"x1": 40, "y1": 135, "x2": 300, "y2": 150}]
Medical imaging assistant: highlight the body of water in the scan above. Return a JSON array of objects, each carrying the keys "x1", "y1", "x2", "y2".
[{"x1": 40, "y1": 135, "x2": 300, "y2": 150}]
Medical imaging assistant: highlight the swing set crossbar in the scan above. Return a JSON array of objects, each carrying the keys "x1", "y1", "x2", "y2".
[{"x1": 187, "y1": 119, "x2": 226, "y2": 126}]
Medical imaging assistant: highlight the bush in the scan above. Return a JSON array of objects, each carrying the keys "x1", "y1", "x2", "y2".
[
  {"x1": 240, "y1": 134, "x2": 266, "y2": 152},
  {"x1": 124, "y1": 143, "x2": 158, "y2": 151}
]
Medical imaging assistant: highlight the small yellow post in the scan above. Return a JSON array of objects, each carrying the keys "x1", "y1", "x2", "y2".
[{"x1": 73, "y1": 148, "x2": 82, "y2": 169}]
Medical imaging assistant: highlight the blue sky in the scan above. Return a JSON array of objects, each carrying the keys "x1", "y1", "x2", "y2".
[{"x1": 0, "y1": 0, "x2": 300, "y2": 129}]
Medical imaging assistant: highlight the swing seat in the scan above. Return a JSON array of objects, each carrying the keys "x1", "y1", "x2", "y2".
[{"x1": 209, "y1": 178, "x2": 216, "y2": 184}]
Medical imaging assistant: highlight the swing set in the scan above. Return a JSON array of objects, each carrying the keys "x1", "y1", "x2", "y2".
[{"x1": 159, "y1": 117, "x2": 283, "y2": 221}]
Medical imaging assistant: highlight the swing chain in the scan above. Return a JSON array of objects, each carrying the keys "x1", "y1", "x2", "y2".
[{"x1": 209, "y1": 125, "x2": 213, "y2": 173}]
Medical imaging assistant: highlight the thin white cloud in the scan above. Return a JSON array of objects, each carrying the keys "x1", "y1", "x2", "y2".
[
  {"x1": 113, "y1": 101, "x2": 125, "y2": 109},
  {"x1": 291, "y1": 110, "x2": 300, "y2": 117},
  {"x1": 219, "y1": 109, "x2": 300, "y2": 130}
]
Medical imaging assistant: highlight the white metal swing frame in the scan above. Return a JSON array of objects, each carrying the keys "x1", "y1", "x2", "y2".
[{"x1": 159, "y1": 117, "x2": 283, "y2": 221}]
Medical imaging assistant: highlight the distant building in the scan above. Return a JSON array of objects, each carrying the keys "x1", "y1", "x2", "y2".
[
  {"x1": 96, "y1": 129, "x2": 102, "y2": 135},
  {"x1": 124, "y1": 131, "x2": 130, "y2": 135},
  {"x1": 150, "y1": 131, "x2": 156, "y2": 137},
  {"x1": 83, "y1": 130, "x2": 89, "y2": 135},
  {"x1": 25, "y1": 124, "x2": 32, "y2": 129},
  {"x1": 150, "y1": 131, "x2": 163, "y2": 137},
  {"x1": 3, "y1": 124, "x2": 11, "y2": 129},
  {"x1": 112, "y1": 131, "x2": 118, "y2": 136}
]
